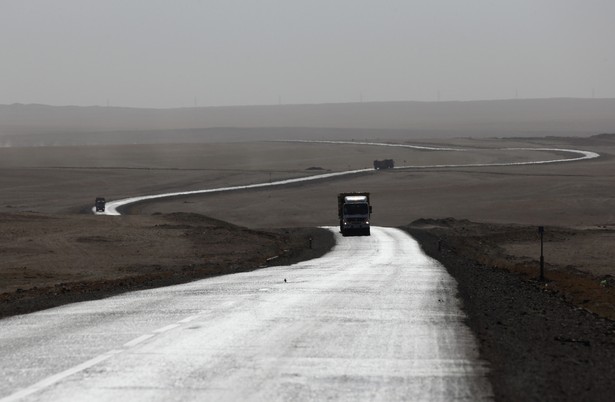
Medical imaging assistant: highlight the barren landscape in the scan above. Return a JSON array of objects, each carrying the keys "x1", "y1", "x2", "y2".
[{"x1": 1, "y1": 103, "x2": 615, "y2": 400}]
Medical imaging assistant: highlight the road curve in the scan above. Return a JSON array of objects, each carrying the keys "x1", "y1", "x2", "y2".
[
  {"x1": 0, "y1": 227, "x2": 492, "y2": 401},
  {"x1": 98, "y1": 141, "x2": 599, "y2": 215}
]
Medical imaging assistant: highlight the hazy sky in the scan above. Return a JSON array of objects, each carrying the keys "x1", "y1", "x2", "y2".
[{"x1": 2, "y1": 0, "x2": 614, "y2": 108}]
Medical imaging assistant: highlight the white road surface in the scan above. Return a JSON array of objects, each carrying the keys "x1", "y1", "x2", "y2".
[
  {"x1": 99, "y1": 141, "x2": 599, "y2": 215},
  {"x1": 0, "y1": 227, "x2": 492, "y2": 401}
]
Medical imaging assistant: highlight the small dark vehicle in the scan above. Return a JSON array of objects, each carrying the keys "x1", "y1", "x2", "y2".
[
  {"x1": 373, "y1": 159, "x2": 395, "y2": 170},
  {"x1": 95, "y1": 197, "x2": 106, "y2": 212}
]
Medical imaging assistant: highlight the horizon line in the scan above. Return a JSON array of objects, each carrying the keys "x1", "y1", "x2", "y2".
[{"x1": 2, "y1": 96, "x2": 614, "y2": 111}]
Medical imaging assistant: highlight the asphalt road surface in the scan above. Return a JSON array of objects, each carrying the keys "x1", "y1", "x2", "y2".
[
  {"x1": 99, "y1": 141, "x2": 599, "y2": 215},
  {"x1": 0, "y1": 227, "x2": 492, "y2": 401}
]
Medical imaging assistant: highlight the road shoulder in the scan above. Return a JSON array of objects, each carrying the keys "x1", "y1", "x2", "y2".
[{"x1": 404, "y1": 220, "x2": 615, "y2": 402}]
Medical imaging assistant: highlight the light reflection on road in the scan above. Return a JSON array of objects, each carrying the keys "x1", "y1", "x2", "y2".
[{"x1": 97, "y1": 141, "x2": 599, "y2": 215}]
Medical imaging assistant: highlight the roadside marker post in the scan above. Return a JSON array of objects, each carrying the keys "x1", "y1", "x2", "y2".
[{"x1": 538, "y1": 226, "x2": 545, "y2": 281}]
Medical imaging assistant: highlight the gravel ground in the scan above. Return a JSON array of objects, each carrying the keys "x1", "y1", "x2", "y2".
[
  {"x1": 3, "y1": 210, "x2": 615, "y2": 400},
  {"x1": 0, "y1": 212, "x2": 334, "y2": 319},
  {"x1": 2, "y1": 134, "x2": 614, "y2": 400},
  {"x1": 405, "y1": 222, "x2": 615, "y2": 402}
]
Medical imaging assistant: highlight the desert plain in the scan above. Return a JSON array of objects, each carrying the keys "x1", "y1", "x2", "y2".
[{"x1": 1, "y1": 121, "x2": 615, "y2": 400}]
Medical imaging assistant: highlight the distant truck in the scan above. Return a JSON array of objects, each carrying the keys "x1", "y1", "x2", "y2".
[
  {"x1": 95, "y1": 197, "x2": 106, "y2": 212},
  {"x1": 337, "y1": 192, "x2": 372, "y2": 236},
  {"x1": 373, "y1": 159, "x2": 395, "y2": 170}
]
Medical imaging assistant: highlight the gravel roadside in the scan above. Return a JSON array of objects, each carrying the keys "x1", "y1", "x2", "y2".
[
  {"x1": 405, "y1": 224, "x2": 615, "y2": 402},
  {"x1": 4, "y1": 210, "x2": 615, "y2": 401}
]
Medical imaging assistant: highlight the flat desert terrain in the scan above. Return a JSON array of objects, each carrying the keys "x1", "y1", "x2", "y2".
[
  {"x1": 1, "y1": 134, "x2": 614, "y2": 298},
  {"x1": 1, "y1": 132, "x2": 614, "y2": 401}
]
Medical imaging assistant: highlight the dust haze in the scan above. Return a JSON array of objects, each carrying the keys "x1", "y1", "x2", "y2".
[
  {"x1": 2, "y1": 2, "x2": 615, "y2": 400},
  {"x1": 1, "y1": 98, "x2": 614, "y2": 147}
]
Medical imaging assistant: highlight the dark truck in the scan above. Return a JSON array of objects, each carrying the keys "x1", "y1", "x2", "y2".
[
  {"x1": 95, "y1": 197, "x2": 106, "y2": 212},
  {"x1": 337, "y1": 192, "x2": 372, "y2": 236},
  {"x1": 373, "y1": 159, "x2": 395, "y2": 169}
]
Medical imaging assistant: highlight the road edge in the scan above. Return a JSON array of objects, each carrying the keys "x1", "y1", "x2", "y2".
[{"x1": 404, "y1": 225, "x2": 615, "y2": 402}]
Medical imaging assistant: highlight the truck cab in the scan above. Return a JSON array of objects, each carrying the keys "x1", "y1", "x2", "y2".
[{"x1": 338, "y1": 192, "x2": 372, "y2": 236}]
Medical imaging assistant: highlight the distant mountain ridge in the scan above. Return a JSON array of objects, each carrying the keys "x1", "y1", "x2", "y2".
[{"x1": 1, "y1": 98, "x2": 614, "y2": 145}]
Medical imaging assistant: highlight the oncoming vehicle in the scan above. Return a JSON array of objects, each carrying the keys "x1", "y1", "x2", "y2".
[
  {"x1": 337, "y1": 192, "x2": 372, "y2": 236},
  {"x1": 95, "y1": 197, "x2": 106, "y2": 212},
  {"x1": 373, "y1": 159, "x2": 395, "y2": 169}
]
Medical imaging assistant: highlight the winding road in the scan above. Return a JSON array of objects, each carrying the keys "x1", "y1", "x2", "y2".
[
  {"x1": 98, "y1": 140, "x2": 599, "y2": 216},
  {"x1": 0, "y1": 227, "x2": 492, "y2": 401},
  {"x1": 2, "y1": 141, "x2": 600, "y2": 400}
]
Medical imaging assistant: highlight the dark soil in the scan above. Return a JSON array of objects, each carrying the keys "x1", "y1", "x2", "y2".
[
  {"x1": 4, "y1": 210, "x2": 615, "y2": 401},
  {"x1": 0, "y1": 212, "x2": 334, "y2": 319},
  {"x1": 405, "y1": 220, "x2": 615, "y2": 402}
]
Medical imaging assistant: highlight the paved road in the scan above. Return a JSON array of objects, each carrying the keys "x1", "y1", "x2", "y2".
[
  {"x1": 99, "y1": 141, "x2": 599, "y2": 215},
  {"x1": 0, "y1": 227, "x2": 492, "y2": 401}
]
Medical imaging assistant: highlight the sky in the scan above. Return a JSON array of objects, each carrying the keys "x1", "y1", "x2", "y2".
[{"x1": 1, "y1": 0, "x2": 614, "y2": 108}]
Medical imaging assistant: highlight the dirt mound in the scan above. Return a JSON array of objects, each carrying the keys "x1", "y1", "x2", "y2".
[{"x1": 0, "y1": 212, "x2": 334, "y2": 319}]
